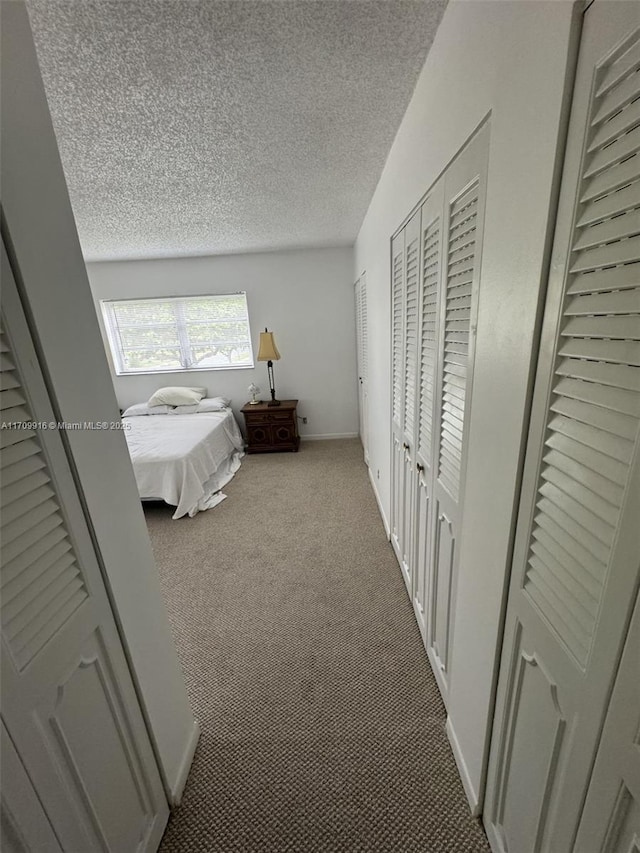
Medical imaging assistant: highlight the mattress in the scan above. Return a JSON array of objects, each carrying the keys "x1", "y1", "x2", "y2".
[{"x1": 124, "y1": 409, "x2": 245, "y2": 519}]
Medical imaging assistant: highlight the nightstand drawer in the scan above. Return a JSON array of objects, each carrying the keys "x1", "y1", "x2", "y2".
[{"x1": 244, "y1": 410, "x2": 292, "y2": 425}]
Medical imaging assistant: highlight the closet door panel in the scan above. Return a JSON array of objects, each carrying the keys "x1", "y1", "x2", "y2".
[
  {"x1": 413, "y1": 181, "x2": 445, "y2": 641},
  {"x1": 484, "y1": 8, "x2": 640, "y2": 852},
  {"x1": 390, "y1": 232, "x2": 405, "y2": 562},
  {"x1": 0, "y1": 246, "x2": 169, "y2": 853},
  {"x1": 399, "y1": 212, "x2": 421, "y2": 595},
  {"x1": 426, "y1": 124, "x2": 490, "y2": 706}
]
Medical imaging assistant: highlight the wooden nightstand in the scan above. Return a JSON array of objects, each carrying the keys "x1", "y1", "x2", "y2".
[{"x1": 241, "y1": 400, "x2": 300, "y2": 453}]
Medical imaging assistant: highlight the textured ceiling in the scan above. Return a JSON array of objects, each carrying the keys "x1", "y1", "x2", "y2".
[{"x1": 26, "y1": 0, "x2": 447, "y2": 261}]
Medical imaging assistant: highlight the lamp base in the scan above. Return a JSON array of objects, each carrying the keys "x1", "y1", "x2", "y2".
[
  {"x1": 267, "y1": 399, "x2": 281, "y2": 407},
  {"x1": 248, "y1": 400, "x2": 261, "y2": 405}
]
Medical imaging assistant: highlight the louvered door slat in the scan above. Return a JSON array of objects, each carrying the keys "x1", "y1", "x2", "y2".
[
  {"x1": 578, "y1": 182, "x2": 640, "y2": 227},
  {"x1": 11, "y1": 581, "x2": 86, "y2": 658},
  {"x1": 2, "y1": 555, "x2": 79, "y2": 625},
  {"x1": 1, "y1": 482, "x2": 56, "y2": 529},
  {"x1": 442, "y1": 419, "x2": 464, "y2": 444},
  {"x1": 588, "y1": 95, "x2": 640, "y2": 152},
  {"x1": 538, "y1": 479, "x2": 614, "y2": 551},
  {"x1": 536, "y1": 496, "x2": 610, "y2": 568},
  {"x1": 1, "y1": 469, "x2": 49, "y2": 508},
  {"x1": 450, "y1": 198, "x2": 478, "y2": 222},
  {"x1": 449, "y1": 218, "x2": 477, "y2": 247},
  {"x1": 528, "y1": 537, "x2": 598, "y2": 623},
  {"x1": 545, "y1": 431, "x2": 629, "y2": 486},
  {"x1": 553, "y1": 375, "x2": 640, "y2": 417},
  {"x1": 1, "y1": 498, "x2": 60, "y2": 549},
  {"x1": 3, "y1": 549, "x2": 75, "y2": 608},
  {"x1": 581, "y1": 155, "x2": 640, "y2": 202},
  {"x1": 571, "y1": 233, "x2": 640, "y2": 272},
  {"x1": 583, "y1": 124, "x2": 640, "y2": 179},
  {"x1": 564, "y1": 290, "x2": 640, "y2": 317},
  {"x1": 573, "y1": 209, "x2": 639, "y2": 250},
  {"x1": 525, "y1": 576, "x2": 591, "y2": 659},
  {"x1": 556, "y1": 358, "x2": 640, "y2": 390},
  {"x1": 0, "y1": 325, "x2": 89, "y2": 671},
  {"x1": 2, "y1": 513, "x2": 66, "y2": 566},
  {"x1": 543, "y1": 449, "x2": 623, "y2": 506},
  {"x1": 444, "y1": 385, "x2": 465, "y2": 404},
  {"x1": 550, "y1": 395, "x2": 637, "y2": 440},
  {"x1": 528, "y1": 548, "x2": 598, "y2": 618},
  {"x1": 532, "y1": 523, "x2": 606, "y2": 588},
  {"x1": 442, "y1": 402, "x2": 465, "y2": 428},
  {"x1": 558, "y1": 338, "x2": 640, "y2": 367},
  {"x1": 4, "y1": 567, "x2": 82, "y2": 641},
  {"x1": 2, "y1": 454, "x2": 46, "y2": 488},
  {"x1": 592, "y1": 62, "x2": 640, "y2": 123},
  {"x1": 568, "y1": 263, "x2": 639, "y2": 295},
  {"x1": 542, "y1": 464, "x2": 618, "y2": 525},
  {"x1": 596, "y1": 37, "x2": 640, "y2": 96},
  {"x1": 1, "y1": 438, "x2": 42, "y2": 470},
  {"x1": 0, "y1": 371, "x2": 19, "y2": 392},
  {"x1": 2, "y1": 541, "x2": 73, "y2": 602},
  {"x1": 550, "y1": 413, "x2": 635, "y2": 461},
  {"x1": 1, "y1": 388, "x2": 26, "y2": 409}
]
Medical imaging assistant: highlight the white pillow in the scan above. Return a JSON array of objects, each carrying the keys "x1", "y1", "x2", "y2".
[
  {"x1": 147, "y1": 386, "x2": 206, "y2": 407},
  {"x1": 168, "y1": 397, "x2": 231, "y2": 415},
  {"x1": 122, "y1": 402, "x2": 173, "y2": 417},
  {"x1": 197, "y1": 396, "x2": 231, "y2": 412}
]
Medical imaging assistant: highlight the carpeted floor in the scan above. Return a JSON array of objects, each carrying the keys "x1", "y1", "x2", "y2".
[{"x1": 146, "y1": 438, "x2": 490, "y2": 853}]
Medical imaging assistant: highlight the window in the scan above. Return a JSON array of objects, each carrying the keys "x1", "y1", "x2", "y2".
[{"x1": 101, "y1": 293, "x2": 254, "y2": 375}]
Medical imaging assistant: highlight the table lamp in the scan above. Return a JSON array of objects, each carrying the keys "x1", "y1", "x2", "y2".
[{"x1": 257, "y1": 328, "x2": 281, "y2": 407}]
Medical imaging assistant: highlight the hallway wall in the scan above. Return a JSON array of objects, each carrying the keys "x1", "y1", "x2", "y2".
[{"x1": 354, "y1": 0, "x2": 579, "y2": 808}]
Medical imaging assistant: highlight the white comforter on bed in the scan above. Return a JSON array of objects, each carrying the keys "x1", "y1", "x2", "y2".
[{"x1": 124, "y1": 409, "x2": 244, "y2": 519}]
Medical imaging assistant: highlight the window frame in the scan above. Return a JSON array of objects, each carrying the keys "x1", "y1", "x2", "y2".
[{"x1": 101, "y1": 292, "x2": 255, "y2": 376}]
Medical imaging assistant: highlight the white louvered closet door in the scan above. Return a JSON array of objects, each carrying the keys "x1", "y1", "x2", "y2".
[
  {"x1": 426, "y1": 125, "x2": 489, "y2": 704},
  {"x1": 0, "y1": 244, "x2": 168, "y2": 852},
  {"x1": 391, "y1": 231, "x2": 405, "y2": 559},
  {"x1": 398, "y1": 211, "x2": 421, "y2": 594},
  {"x1": 484, "y1": 6, "x2": 640, "y2": 853},
  {"x1": 412, "y1": 179, "x2": 445, "y2": 642}
]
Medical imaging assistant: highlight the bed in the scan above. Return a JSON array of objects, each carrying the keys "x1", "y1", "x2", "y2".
[{"x1": 123, "y1": 407, "x2": 245, "y2": 519}]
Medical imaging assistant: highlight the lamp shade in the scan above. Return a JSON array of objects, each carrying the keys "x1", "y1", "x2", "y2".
[{"x1": 257, "y1": 330, "x2": 280, "y2": 361}]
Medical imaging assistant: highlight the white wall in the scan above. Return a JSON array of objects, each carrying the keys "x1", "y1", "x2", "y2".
[
  {"x1": 87, "y1": 247, "x2": 358, "y2": 439},
  {"x1": 355, "y1": 0, "x2": 579, "y2": 810},
  {"x1": 1, "y1": 0, "x2": 197, "y2": 802}
]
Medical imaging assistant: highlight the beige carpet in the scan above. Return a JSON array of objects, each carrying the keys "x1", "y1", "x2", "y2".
[{"x1": 146, "y1": 439, "x2": 490, "y2": 853}]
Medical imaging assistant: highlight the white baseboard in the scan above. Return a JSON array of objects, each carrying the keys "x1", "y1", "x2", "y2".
[
  {"x1": 368, "y1": 467, "x2": 390, "y2": 539},
  {"x1": 301, "y1": 433, "x2": 359, "y2": 441},
  {"x1": 446, "y1": 717, "x2": 481, "y2": 817},
  {"x1": 169, "y1": 719, "x2": 200, "y2": 807}
]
